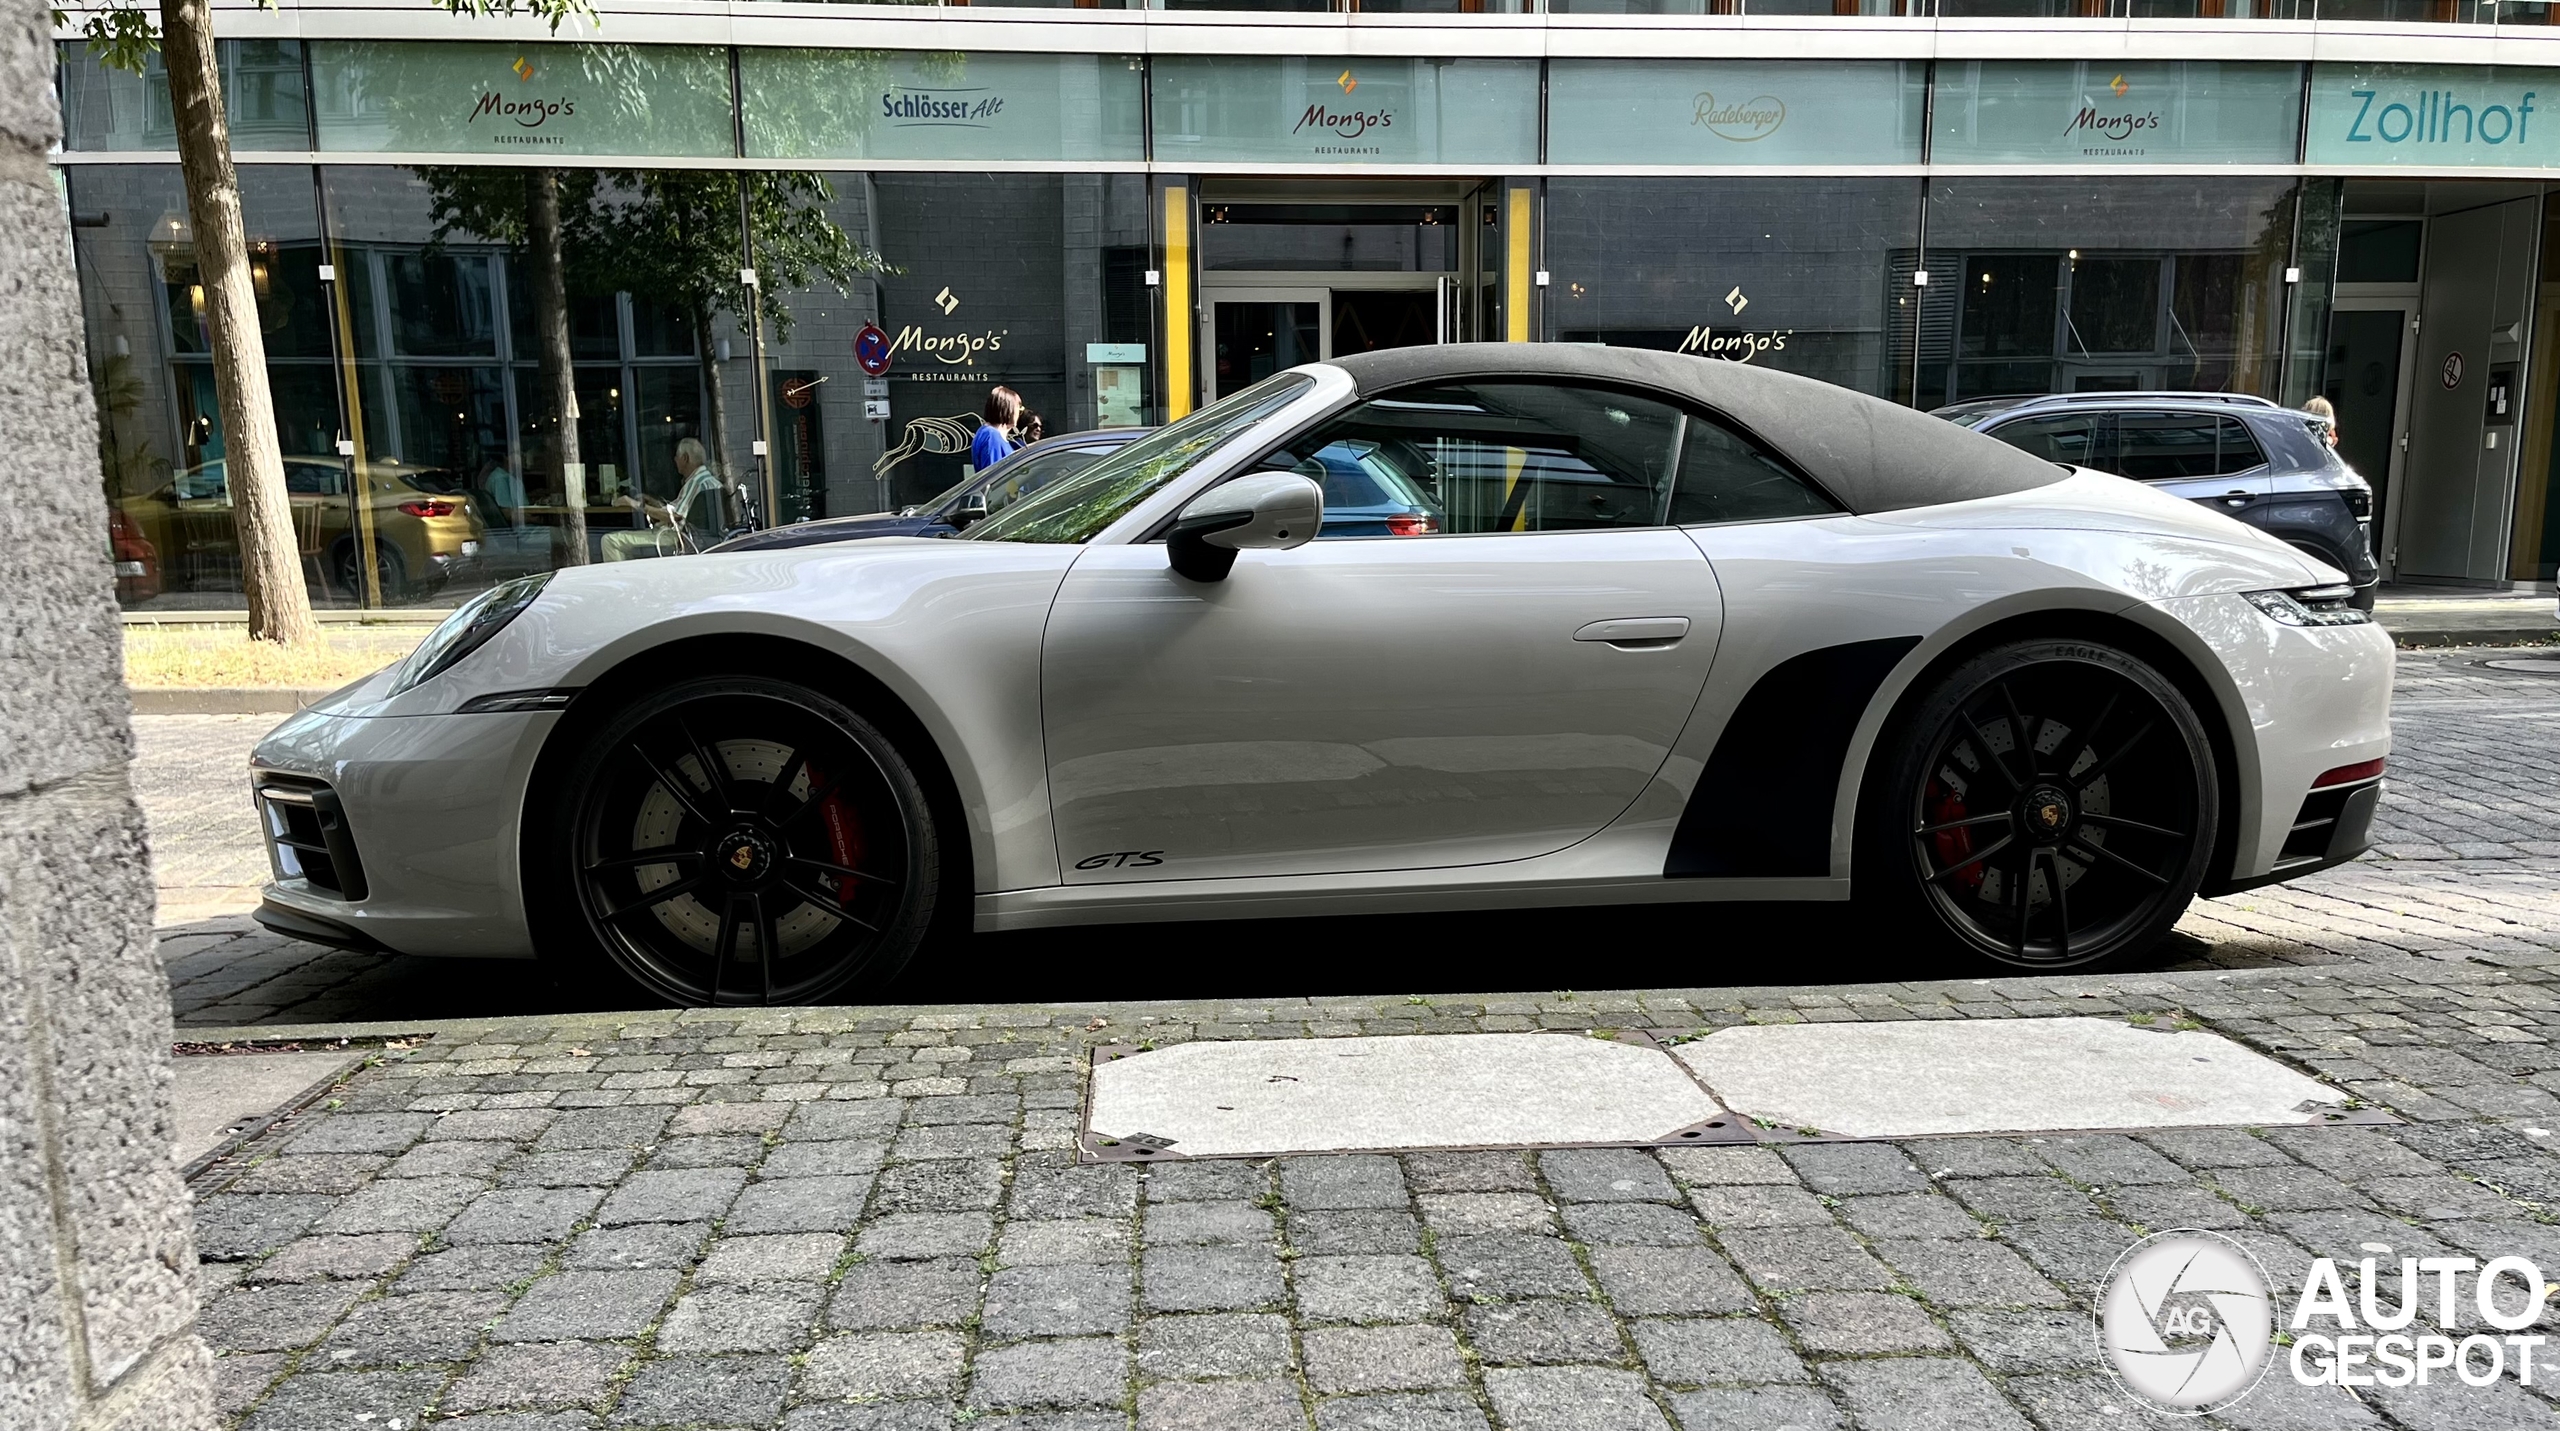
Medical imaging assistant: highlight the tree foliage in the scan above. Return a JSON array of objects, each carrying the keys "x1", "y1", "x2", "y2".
[{"x1": 58, "y1": 0, "x2": 598, "y2": 75}]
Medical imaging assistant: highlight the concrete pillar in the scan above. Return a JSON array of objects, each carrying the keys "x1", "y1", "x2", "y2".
[{"x1": 0, "y1": 8, "x2": 218, "y2": 1430}]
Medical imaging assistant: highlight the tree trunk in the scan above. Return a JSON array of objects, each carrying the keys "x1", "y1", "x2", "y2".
[
  {"x1": 161, "y1": 0, "x2": 317, "y2": 643},
  {"x1": 526, "y1": 168, "x2": 586, "y2": 565},
  {"x1": 694, "y1": 295, "x2": 736, "y2": 523}
]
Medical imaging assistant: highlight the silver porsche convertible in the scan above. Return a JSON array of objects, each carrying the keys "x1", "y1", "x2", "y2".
[{"x1": 250, "y1": 347, "x2": 2393, "y2": 1005}]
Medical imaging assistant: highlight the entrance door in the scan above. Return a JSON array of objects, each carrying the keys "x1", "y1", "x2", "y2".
[
  {"x1": 1204, "y1": 280, "x2": 1449, "y2": 406},
  {"x1": 2400, "y1": 197, "x2": 2541, "y2": 583},
  {"x1": 2324, "y1": 303, "x2": 2415, "y2": 570},
  {"x1": 1208, "y1": 290, "x2": 1325, "y2": 404}
]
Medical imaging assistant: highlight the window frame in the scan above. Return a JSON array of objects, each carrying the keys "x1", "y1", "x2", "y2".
[
  {"x1": 2115, "y1": 408, "x2": 2267, "y2": 483},
  {"x1": 1172, "y1": 374, "x2": 1842, "y2": 543},
  {"x1": 1981, "y1": 410, "x2": 2117, "y2": 472}
]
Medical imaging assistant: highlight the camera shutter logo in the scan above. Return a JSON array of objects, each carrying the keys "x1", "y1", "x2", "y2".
[{"x1": 2097, "y1": 1230, "x2": 2275, "y2": 1414}]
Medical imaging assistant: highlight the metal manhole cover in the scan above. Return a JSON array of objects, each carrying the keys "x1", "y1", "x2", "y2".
[{"x1": 2481, "y1": 656, "x2": 2560, "y2": 675}]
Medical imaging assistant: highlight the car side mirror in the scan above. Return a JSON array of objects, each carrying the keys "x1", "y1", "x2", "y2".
[
  {"x1": 949, "y1": 491, "x2": 990, "y2": 528},
  {"x1": 1166, "y1": 473, "x2": 1322, "y2": 583}
]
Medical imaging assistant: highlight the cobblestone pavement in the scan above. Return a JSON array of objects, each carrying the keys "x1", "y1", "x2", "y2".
[
  {"x1": 151, "y1": 650, "x2": 2560, "y2": 1027},
  {"x1": 194, "y1": 959, "x2": 2560, "y2": 1429},
  {"x1": 172, "y1": 648, "x2": 2560, "y2": 1429}
]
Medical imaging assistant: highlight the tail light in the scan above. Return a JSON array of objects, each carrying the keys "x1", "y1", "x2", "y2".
[
  {"x1": 2344, "y1": 489, "x2": 2371, "y2": 520},
  {"x1": 398, "y1": 499, "x2": 459, "y2": 518},
  {"x1": 2312, "y1": 759, "x2": 2385, "y2": 788},
  {"x1": 1386, "y1": 513, "x2": 1438, "y2": 537}
]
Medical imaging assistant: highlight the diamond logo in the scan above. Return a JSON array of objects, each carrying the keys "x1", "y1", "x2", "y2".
[
  {"x1": 512, "y1": 56, "x2": 535, "y2": 82},
  {"x1": 2110, "y1": 73, "x2": 2129, "y2": 97},
  {"x1": 1724, "y1": 286, "x2": 1749, "y2": 316},
  {"x1": 934, "y1": 287, "x2": 959, "y2": 316},
  {"x1": 1338, "y1": 70, "x2": 1357, "y2": 94}
]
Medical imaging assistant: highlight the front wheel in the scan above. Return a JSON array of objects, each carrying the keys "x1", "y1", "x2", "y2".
[
  {"x1": 1859, "y1": 640, "x2": 2218, "y2": 972},
  {"x1": 535, "y1": 676, "x2": 940, "y2": 1005}
]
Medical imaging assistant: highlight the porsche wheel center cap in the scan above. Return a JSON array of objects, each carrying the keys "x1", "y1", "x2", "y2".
[
  {"x1": 717, "y1": 828, "x2": 776, "y2": 883},
  {"x1": 2021, "y1": 785, "x2": 2076, "y2": 843}
]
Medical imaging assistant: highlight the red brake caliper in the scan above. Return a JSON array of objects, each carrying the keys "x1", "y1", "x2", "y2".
[
  {"x1": 1926, "y1": 781, "x2": 1983, "y2": 892},
  {"x1": 808, "y1": 763, "x2": 865, "y2": 911}
]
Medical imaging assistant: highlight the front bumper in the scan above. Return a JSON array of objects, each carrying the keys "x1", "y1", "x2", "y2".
[
  {"x1": 250, "y1": 703, "x2": 555, "y2": 958},
  {"x1": 2151, "y1": 591, "x2": 2394, "y2": 890}
]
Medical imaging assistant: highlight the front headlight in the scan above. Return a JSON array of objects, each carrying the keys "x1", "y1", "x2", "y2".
[
  {"x1": 2242, "y1": 585, "x2": 2371, "y2": 628},
  {"x1": 390, "y1": 573, "x2": 552, "y2": 694}
]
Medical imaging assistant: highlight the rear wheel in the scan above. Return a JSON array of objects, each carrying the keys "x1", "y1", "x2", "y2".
[
  {"x1": 331, "y1": 538, "x2": 408, "y2": 604},
  {"x1": 1860, "y1": 640, "x2": 2217, "y2": 971},
  {"x1": 537, "y1": 676, "x2": 939, "y2": 1005}
]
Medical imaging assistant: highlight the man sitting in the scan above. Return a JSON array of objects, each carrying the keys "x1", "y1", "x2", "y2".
[{"x1": 603, "y1": 437, "x2": 726, "y2": 561}]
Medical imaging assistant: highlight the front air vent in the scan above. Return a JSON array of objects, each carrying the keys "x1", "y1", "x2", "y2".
[{"x1": 254, "y1": 774, "x2": 369, "y2": 901}]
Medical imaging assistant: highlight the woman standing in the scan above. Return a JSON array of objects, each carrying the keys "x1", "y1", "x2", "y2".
[
  {"x1": 2304, "y1": 394, "x2": 2341, "y2": 450},
  {"x1": 972, "y1": 385, "x2": 1023, "y2": 473}
]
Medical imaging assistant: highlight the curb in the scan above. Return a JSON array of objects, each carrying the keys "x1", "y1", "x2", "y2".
[
  {"x1": 2386, "y1": 628, "x2": 2560, "y2": 649},
  {"x1": 130, "y1": 688, "x2": 336, "y2": 715}
]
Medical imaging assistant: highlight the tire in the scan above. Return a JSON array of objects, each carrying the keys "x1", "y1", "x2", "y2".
[
  {"x1": 331, "y1": 538, "x2": 409, "y2": 604},
  {"x1": 532, "y1": 675, "x2": 941, "y2": 1006},
  {"x1": 1856, "y1": 639, "x2": 2218, "y2": 972}
]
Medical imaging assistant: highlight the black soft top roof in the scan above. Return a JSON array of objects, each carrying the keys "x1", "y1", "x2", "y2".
[{"x1": 1326, "y1": 346, "x2": 2068, "y2": 516}]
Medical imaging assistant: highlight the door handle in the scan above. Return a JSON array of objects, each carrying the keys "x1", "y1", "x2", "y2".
[
  {"x1": 1574, "y1": 617, "x2": 1690, "y2": 649},
  {"x1": 2219, "y1": 490, "x2": 2256, "y2": 508}
]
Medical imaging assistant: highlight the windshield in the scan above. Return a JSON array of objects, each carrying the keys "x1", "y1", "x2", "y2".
[{"x1": 965, "y1": 374, "x2": 1315, "y2": 544}]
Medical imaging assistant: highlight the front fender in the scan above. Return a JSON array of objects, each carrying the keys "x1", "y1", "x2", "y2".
[{"x1": 374, "y1": 542, "x2": 1084, "y2": 896}]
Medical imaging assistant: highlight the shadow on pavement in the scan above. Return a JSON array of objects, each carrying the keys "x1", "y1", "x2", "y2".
[{"x1": 166, "y1": 898, "x2": 2231, "y2": 1027}]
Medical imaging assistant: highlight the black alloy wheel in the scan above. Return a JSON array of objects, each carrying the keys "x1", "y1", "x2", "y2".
[
  {"x1": 332, "y1": 538, "x2": 409, "y2": 603},
  {"x1": 552, "y1": 677, "x2": 938, "y2": 1005},
  {"x1": 1871, "y1": 640, "x2": 2217, "y2": 971}
]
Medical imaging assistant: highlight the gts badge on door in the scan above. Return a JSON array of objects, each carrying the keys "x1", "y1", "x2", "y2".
[{"x1": 1076, "y1": 850, "x2": 1166, "y2": 871}]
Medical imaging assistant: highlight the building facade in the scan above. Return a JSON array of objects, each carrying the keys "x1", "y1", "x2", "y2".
[{"x1": 50, "y1": 3, "x2": 2560, "y2": 608}]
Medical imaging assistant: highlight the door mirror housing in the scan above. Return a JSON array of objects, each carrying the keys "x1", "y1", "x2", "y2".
[
  {"x1": 948, "y1": 490, "x2": 990, "y2": 528},
  {"x1": 1167, "y1": 473, "x2": 1323, "y2": 582}
]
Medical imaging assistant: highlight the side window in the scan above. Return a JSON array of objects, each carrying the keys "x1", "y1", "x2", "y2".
[
  {"x1": 2213, "y1": 416, "x2": 2267, "y2": 475},
  {"x1": 985, "y1": 447, "x2": 1106, "y2": 517},
  {"x1": 1984, "y1": 413, "x2": 2108, "y2": 468},
  {"x1": 1668, "y1": 415, "x2": 1836, "y2": 525},
  {"x1": 2114, "y1": 413, "x2": 2221, "y2": 480},
  {"x1": 1268, "y1": 380, "x2": 1686, "y2": 537},
  {"x1": 284, "y1": 461, "x2": 346, "y2": 497}
]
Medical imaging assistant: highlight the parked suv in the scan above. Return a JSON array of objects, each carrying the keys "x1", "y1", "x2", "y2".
[{"x1": 1937, "y1": 392, "x2": 2378, "y2": 609}]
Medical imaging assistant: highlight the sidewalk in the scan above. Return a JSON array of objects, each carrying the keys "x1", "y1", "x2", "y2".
[
  {"x1": 186, "y1": 960, "x2": 2560, "y2": 1431},
  {"x1": 2375, "y1": 585, "x2": 2559, "y2": 648}
]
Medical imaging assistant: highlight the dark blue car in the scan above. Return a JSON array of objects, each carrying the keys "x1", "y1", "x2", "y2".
[{"x1": 712, "y1": 428, "x2": 1147, "y2": 553}]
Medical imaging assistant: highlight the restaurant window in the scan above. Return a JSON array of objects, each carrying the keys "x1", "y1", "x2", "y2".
[
  {"x1": 66, "y1": 164, "x2": 354, "y2": 611},
  {"x1": 1910, "y1": 178, "x2": 2299, "y2": 409},
  {"x1": 1545, "y1": 178, "x2": 1922, "y2": 400}
]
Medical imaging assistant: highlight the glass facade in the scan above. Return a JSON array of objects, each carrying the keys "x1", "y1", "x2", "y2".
[
  {"x1": 58, "y1": 43, "x2": 2424, "y2": 609},
  {"x1": 741, "y1": 51, "x2": 1145, "y2": 164},
  {"x1": 1150, "y1": 58, "x2": 1541, "y2": 167},
  {"x1": 1911, "y1": 178, "x2": 2300, "y2": 407},
  {"x1": 1545, "y1": 179, "x2": 1923, "y2": 398},
  {"x1": 69, "y1": 156, "x2": 1153, "y2": 609},
  {"x1": 1547, "y1": 61, "x2": 1926, "y2": 167},
  {"x1": 1932, "y1": 62, "x2": 2303, "y2": 166}
]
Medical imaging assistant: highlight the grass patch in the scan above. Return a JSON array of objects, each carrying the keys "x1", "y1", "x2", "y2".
[{"x1": 122, "y1": 625, "x2": 425, "y2": 689}]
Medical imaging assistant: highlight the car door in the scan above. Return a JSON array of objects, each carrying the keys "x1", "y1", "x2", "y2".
[
  {"x1": 1038, "y1": 378, "x2": 1727, "y2": 883},
  {"x1": 2115, "y1": 410, "x2": 2272, "y2": 517}
]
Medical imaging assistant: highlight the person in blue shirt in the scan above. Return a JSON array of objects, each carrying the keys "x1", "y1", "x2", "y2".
[{"x1": 970, "y1": 386, "x2": 1022, "y2": 473}]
